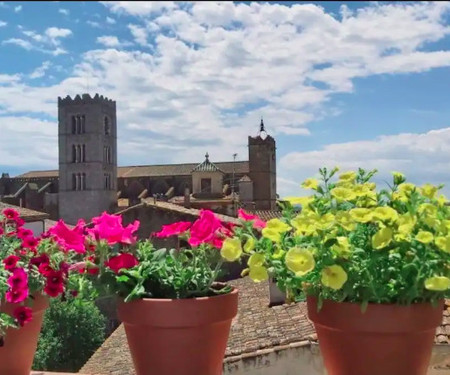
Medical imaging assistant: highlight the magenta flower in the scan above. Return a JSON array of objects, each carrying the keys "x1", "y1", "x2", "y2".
[
  {"x1": 48, "y1": 219, "x2": 87, "y2": 253},
  {"x1": 188, "y1": 210, "x2": 223, "y2": 247},
  {"x1": 237, "y1": 209, "x2": 266, "y2": 229},
  {"x1": 13, "y1": 306, "x2": 33, "y2": 327},
  {"x1": 6, "y1": 287, "x2": 29, "y2": 304},
  {"x1": 16, "y1": 227, "x2": 33, "y2": 240},
  {"x1": 154, "y1": 221, "x2": 192, "y2": 238},
  {"x1": 7, "y1": 268, "x2": 28, "y2": 289},
  {"x1": 3, "y1": 255, "x2": 20, "y2": 271},
  {"x1": 88, "y1": 212, "x2": 139, "y2": 245},
  {"x1": 2, "y1": 208, "x2": 19, "y2": 221}
]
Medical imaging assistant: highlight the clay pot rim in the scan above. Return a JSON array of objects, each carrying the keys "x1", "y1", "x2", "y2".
[
  {"x1": 307, "y1": 295, "x2": 444, "y2": 308},
  {"x1": 118, "y1": 285, "x2": 238, "y2": 304}
]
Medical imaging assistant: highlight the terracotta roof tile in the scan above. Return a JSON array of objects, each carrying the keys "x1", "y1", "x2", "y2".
[
  {"x1": 15, "y1": 161, "x2": 249, "y2": 179},
  {"x1": 250, "y1": 210, "x2": 283, "y2": 221},
  {"x1": 0, "y1": 202, "x2": 49, "y2": 221}
]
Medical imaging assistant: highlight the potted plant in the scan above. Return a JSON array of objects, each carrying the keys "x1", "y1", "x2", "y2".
[
  {"x1": 0, "y1": 208, "x2": 85, "y2": 375},
  {"x1": 233, "y1": 168, "x2": 449, "y2": 375},
  {"x1": 76, "y1": 210, "x2": 239, "y2": 375}
]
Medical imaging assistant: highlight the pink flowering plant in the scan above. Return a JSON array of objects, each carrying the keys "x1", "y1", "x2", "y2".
[
  {"x1": 76, "y1": 210, "x2": 239, "y2": 301},
  {"x1": 0, "y1": 208, "x2": 88, "y2": 339}
]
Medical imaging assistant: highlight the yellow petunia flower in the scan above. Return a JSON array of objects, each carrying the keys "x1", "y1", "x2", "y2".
[
  {"x1": 421, "y1": 183, "x2": 439, "y2": 199},
  {"x1": 418, "y1": 203, "x2": 438, "y2": 217},
  {"x1": 243, "y1": 236, "x2": 255, "y2": 253},
  {"x1": 221, "y1": 237, "x2": 243, "y2": 262},
  {"x1": 317, "y1": 213, "x2": 335, "y2": 230},
  {"x1": 301, "y1": 178, "x2": 319, "y2": 190},
  {"x1": 331, "y1": 237, "x2": 352, "y2": 259},
  {"x1": 331, "y1": 187, "x2": 356, "y2": 202},
  {"x1": 398, "y1": 183, "x2": 416, "y2": 194},
  {"x1": 321, "y1": 265, "x2": 348, "y2": 290},
  {"x1": 415, "y1": 231, "x2": 434, "y2": 244},
  {"x1": 372, "y1": 227, "x2": 393, "y2": 249},
  {"x1": 436, "y1": 237, "x2": 450, "y2": 253},
  {"x1": 272, "y1": 247, "x2": 286, "y2": 259},
  {"x1": 262, "y1": 227, "x2": 282, "y2": 243},
  {"x1": 349, "y1": 208, "x2": 373, "y2": 223},
  {"x1": 339, "y1": 171, "x2": 357, "y2": 182},
  {"x1": 335, "y1": 211, "x2": 357, "y2": 231},
  {"x1": 266, "y1": 218, "x2": 291, "y2": 233},
  {"x1": 248, "y1": 253, "x2": 265, "y2": 268},
  {"x1": 249, "y1": 266, "x2": 269, "y2": 282},
  {"x1": 373, "y1": 206, "x2": 399, "y2": 223},
  {"x1": 285, "y1": 247, "x2": 315, "y2": 276},
  {"x1": 284, "y1": 196, "x2": 314, "y2": 207},
  {"x1": 425, "y1": 276, "x2": 450, "y2": 291}
]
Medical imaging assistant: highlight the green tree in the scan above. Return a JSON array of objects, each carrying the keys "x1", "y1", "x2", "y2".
[{"x1": 33, "y1": 298, "x2": 106, "y2": 372}]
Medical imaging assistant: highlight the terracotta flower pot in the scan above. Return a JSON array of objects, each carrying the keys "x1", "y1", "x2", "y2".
[
  {"x1": 0, "y1": 294, "x2": 48, "y2": 375},
  {"x1": 118, "y1": 288, "x2": 238, "y2": 375},
  {"x1": 307, "y1": 296, "x2": 444, "y2": 375}
]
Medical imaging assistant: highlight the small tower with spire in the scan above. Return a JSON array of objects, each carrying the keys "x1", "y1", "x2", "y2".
[
  {"x1": 248, "y1": 117, "x2": 276, "y2": 210},
  {"x1": 191, "y1": 152, "x2": 224, "y2": 199}
]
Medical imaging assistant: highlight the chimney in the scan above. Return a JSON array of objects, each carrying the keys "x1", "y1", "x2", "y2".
[{"x1": 184, "y1": 187, "x2": 191, "y2": 209}]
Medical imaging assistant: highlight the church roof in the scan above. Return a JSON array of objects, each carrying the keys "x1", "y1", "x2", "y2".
[
  {"x1": 14, "y1": 161, "x2": 249, "y2": 179},
  {"x1": 192, "y1": 153, "x2": 223, "y2": 173}
]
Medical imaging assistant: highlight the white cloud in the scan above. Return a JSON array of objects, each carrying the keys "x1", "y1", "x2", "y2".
[
  {"x1": 102, "y1": 1, "x2": 176, "y2": 16},
  {"x1": 58, "y1": 8, "x2": 69, "y2": 16},
  {"x1": 96, "y1": 35, "x2": 122, "y2": 48},
  {"x1": 0, "y1": 116, "x2": 57, "y2": 169},
  {"x1": 3, "y1": 38, "x2": 33, "y2": 50},
  {"x1": 0, "y1": 20, "x2": 7, "y2": 27},
  {"x1": 279, "y1": 128, "x2": 450, "y2": 197},
  {"x1": 0, "y1": 1, "x2": 450, "y2": 184},
  {"x1": 14, "y1": 5, "x2": 22, "y2": 12},
  {"x1": 87, "y1": 20, "x2": 101, "y2": 28},
  {"x1": 45, "y1": 27, "x2": 72, "y2": 42},
  {"x1": 127, "y1": 24, "x2": 148, "y2": 46},
  {"x1": 106, "y1": 16, "x2": 116, "y2": 24},
  {"x1": 3, "y1": 27, "x2": 72, "y2": 54},
  {"x1": 29, "y1": 61, "x2": 51, "y2": 79}
]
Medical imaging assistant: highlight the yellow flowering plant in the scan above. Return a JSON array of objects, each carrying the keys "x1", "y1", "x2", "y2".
[{"x1": 232, "y1": 167, "x2": 450, "y2": 310}]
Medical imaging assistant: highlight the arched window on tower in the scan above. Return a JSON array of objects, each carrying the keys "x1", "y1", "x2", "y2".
[
  {"x1": 72, "y1": 145, "x2": 76, "y2": 163},
  {"x1": 72, "y1": 173, "x2": 77, "y2": 190},
  {"x1": 81, "y1": 115, "x2": 86, "y2": 134},
  {"x1": 81, "y1": 144, "x2": 86, "y2": 162},
  {"x1": 76, "y1": 145, "x2": 81, "y2": 163},
  {"x1": 104, "y1": 116, "x2": 110, "y2": 136},
  {"x1": 71, "y1": 116, "x2": 76, "y2": 134},
  {"x1": 81, "y1": 173, "x2": 86, "y2": 190}
]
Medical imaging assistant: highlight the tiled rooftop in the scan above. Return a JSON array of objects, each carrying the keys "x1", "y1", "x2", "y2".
[
  {"x1": 0, "y1": 202, "x2": 49, "y2": 221},
  {"x1": 14, "y1": 161, "x2": 249, "y2": 179}
]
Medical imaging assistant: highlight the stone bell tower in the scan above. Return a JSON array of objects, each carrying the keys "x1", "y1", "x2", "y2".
[
  {"x1": 58, "y1": 93, "x2": 117, "y2": 224},
  {"x1": 248, "y1": 118, "x2": 277, "y2": 210}
]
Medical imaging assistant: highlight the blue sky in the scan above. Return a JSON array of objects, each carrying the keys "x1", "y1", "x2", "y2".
[{"x1": 0, "y1": 1, "x2": 450, "y2": 197}]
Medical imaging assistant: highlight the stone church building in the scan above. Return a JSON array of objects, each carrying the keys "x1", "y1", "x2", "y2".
[{"x1": 0, "y1": 93, "x2": 277, "y2": 225}]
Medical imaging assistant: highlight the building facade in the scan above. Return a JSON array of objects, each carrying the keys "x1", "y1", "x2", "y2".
[{"x1": 0, "y1": 93, "x2": 277, "y2": 222}]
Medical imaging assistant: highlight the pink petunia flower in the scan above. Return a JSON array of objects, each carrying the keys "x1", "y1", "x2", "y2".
[
  {"x1": 237, "y1": 209, "x2": 266, "y2": 229},
  {"x1": 48, "y1": 219, "x2": 87, "y2": 253},
  {"x1": 13, "y1": 306, "x2": 33, "y2": 327},
  {"x1": 153, "y1": 221, "x2": 192, "y2": 238},
  {"x1": 88, "y1": 212, "x2": 139, "y2": 246}
]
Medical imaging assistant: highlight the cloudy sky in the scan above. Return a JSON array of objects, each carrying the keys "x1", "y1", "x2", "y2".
[{"x1": 0, "y1": 1, "x2": 449, "y2": 198}]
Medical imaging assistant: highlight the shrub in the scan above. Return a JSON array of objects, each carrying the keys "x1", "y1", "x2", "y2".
[{"x1": 33, "y1": 297, "x2": 106, "y2": 372}]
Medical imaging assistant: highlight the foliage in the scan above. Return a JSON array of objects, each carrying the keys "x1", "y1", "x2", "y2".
[
  {"x1": 0, "y1": 208, "x2": 86, "y2": 337},
  {"x1": 33, "y1": 297, "x2": 106, "y2": 372},
  {"x1": 234, "y1": 168, "x2": 450, "y2": 308},
  {"x1": 76, "y1": 210, "x2": 235, "y2": 301}
]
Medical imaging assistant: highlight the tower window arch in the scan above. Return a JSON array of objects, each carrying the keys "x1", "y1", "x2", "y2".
[
  {"x1": 82, "y1": 144, "x2": 86, "y2": 162},
  {"x1": 104, "y1": 116, "x2": 110, "y2": 136},
  {"x1": 72, "y1": 145, "x2": 76, "y2": 163},
  {"x1": 71, "y1": 116, "x2": 76, "y2": 134}
]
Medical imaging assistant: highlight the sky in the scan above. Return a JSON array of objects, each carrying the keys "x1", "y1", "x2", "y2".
[{"x1": 0, "y1": 1, "x2": 449, "y2": 198}]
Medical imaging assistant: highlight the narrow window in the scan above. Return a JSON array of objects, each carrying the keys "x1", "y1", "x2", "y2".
[
  {"x1": 76, "y1": 145, "x2": 81, "y2": 163},
  {"x1": 71, "y1": 116, "x2": 76, "y2": 134},
  {"x1": 72, "y1": 145, "x2": 76, "y2": 163},
  {"x1": 201, "y1": 178, "x2": 212, "y2": 193},
  {"x1": 104, "y1": 174, "x2": 108, "y2": 189},
  {"x1": 76, "y1": 173, "x2": 81, "y2": 191},
  {"x1": 104, "y1": 116, "x2": 110, "y2": 135},
  {"x1": 81, "y1": 173, "x2": 86, "y2": 190},
  {"x1": 82, "y1": 144, "x2": 86, "y2": 162},
  {"x1": 81, "y1": 115, "x2": 86, "y2": 134},
  {"x1": 72, "y1": 173, "x2": 77, "y2": 190}
]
